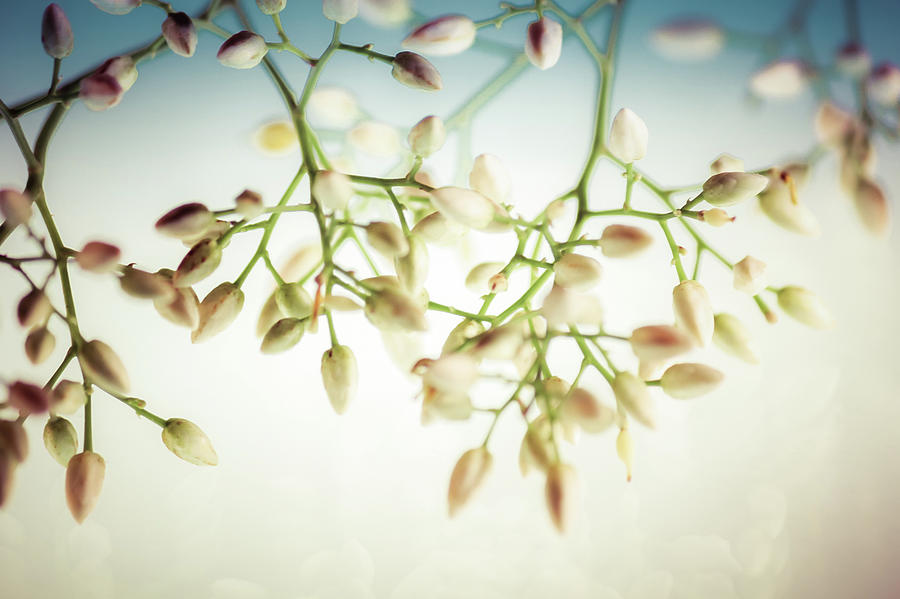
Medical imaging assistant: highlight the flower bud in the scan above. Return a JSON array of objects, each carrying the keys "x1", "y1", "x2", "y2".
[
  {"x1": 392, "y1": 51, "x2": 442, "y2": 91},
  {"x1": 173, "y1": 239, "x2": 222, "y2": 288},
  {"x1": 97, "y1": 56, "x2": 137, "y2": 92},
  {"x1": 652, "y1": 19, "x2": 723, "y2": 61},
  {"x1": 777, "y1": 286, "x2": 833, "y2": 329},
  {"x1": 441, "y1": 319, "x2": 484, "y2": 355},
  {"x1": 365, "y1": 289, "x2": 427, "y2": 331},
  {"x1": 699, "y1": 208, "x2": 734, "y2": 227},
  {"x1": 65, "y1": 452, "x2": 107, "y2": 527},
  {"x1": 365, "y1": 221, "x2": 409, "y2": 259},
  {"x1": 867, "y1": 63, "x2": 900, "y2": 106},
  {"x1": 447, "y1": 447, "x2": 492, "y2": 517},
  {"x1": 79, "y1": 73, "x2": 123, "y2": 111},
  {"x1": 673, "y1": 280, "x2": 714, "y2": 346},
  {"x1": 465, "y1": 262, "x2": 504, "y2": 293},
  {"x1": 76, "y1": 241, "x2": 120, "y2": 273},
  {"x1": 321, "y1": 345, "x2": 358, "y2": 414},
  {"x1": 553, "y1": 253, "x2": 603, "y2": 291},
  {"x1": 835, "y1": 42, "x2": 871, "y2": 78},
  {"x1": 758, "y1": 168, "x2": 821, "y2": 236},
  {"x1": 430, "y1": 186, "x2": 495, "y2": 229},
  {"x1": 51, "y1": 380, "x2": 88, "y2": 415},
  {"x1": 561, "y1": 387, "x2": 615, "y2": 434},
  {"x1": 153, "y1": 286, "x2": 200, "y2": 329},
  {"x1": 608, "y1": 108, "x2": 648, "y2": 163},
  {"x1": 412, "y1": 211, "x2": 465, "y2": 245},
  {"x1": 90, "y1": 0, "x2": 141, "y2": 16},
  {"x1": 525, "y1": 16, "x2": 563, "y2": 70},
  {"x1": 853, "y1": 177, "x2": 890, "y2": 236},
  {"x1": 541, "y1": 284, "x2": 603, "y2": 328},
  {"x1": 323, "y1": 0, "x2": 358, "y2": 23},
  {"x1": 612, "y1": 372, "x2": 655, "y2": 429},
  {"x1": 598, "y1": 224, "x2": 652, "y2": 257},
  {"x1": 713, "y1": 312, "x2": 759, "y2": 363},
  {"x1": 545, "y1": 463, "x2": 579, "y2": 533},
  {"x1": 120, "y1": 267, "x2": 175, "y2": 301},
  {"x1": 256, "y1": 291, "x2": 283, "y2": 338},
  {"x1": 660, "y1": 363, "x2": 724, "y2": 399},
  {"x1": 43, "y1": 417, "x2": 78, "y2": 466},
  {"x1": 0, "y1": 420, "x2": 28, "y2": 463},
  {"x1": 161, "y1": 419, "x2": 218, "y2": 466},
  {"x1": 423, "y1": 353, "x2": 479, "y2": 394},
  {"x1": 17, "y1": 289, "x2": 52, "y2": 328},
  {"x1": 308, "y1": 86, "x2": 359, "y2": 129},
  {"x1": 348, "y1": 121, "x2": 401, "y2": 156},
  {"x1": 192, "y1": 283, "x2": 245, "y2": 343},
  {"x1": 0, "y1": 188, "x2": 32, "y2": 226},
  {"x1": 408, "y1": 115, "x2": 445, "y2": 157},
  {"x1": 42, "y1": 4, "x2": 74, "y2": 59},
  {"x1": 255, "y1": 120, "x2": 298, "y2": 154},
  {"x1": 181, "y1": 219, "x2": 228, "y2": 248},
  {"x1": 312, "y1": 170, "x2": 353, "y2": 211},
  {"x1": 25, "y1": 326, "x2": 55, "y2": 365},
  {"x1": 710, "y1": 153, "x2": 744, "y2": 175},
  {"x1": 217, "y1": 31, "x2": 268, "y2": 69},
  {"x1": 469, "y1": 324, "x2": 523, "y2": 361},
  {"x1": 161, "y1": 12, "x2": 197, "y2": 58},
  {"x1": 750, "y1": 60, "x2": 810, "y2": 99},
  {"x1": 260, "y1": 317, "x2": 305, "y2": 354},
  {"x1": 421, "y1": 387, "x2": 472, "y2": 424},
  {"x1": 359, "y1": 0, "x2": 411, "y2": 26},
  {"x1": 156, "y1": 202, "x2": 214, "y2": 239},
  {"x1": 468, "y1": 154, "x2": 510, "y2": 204},
  {"x1": 814, "y1": 101, "x2": 856, "y2": 147},
  {"x1": 402, "y1": 15, "x2": 476, "y2": 56},
  {"x1": 629, "y1": 324, "x2": 694, "y2": 363},
  {"x1": 256, "y1": 0, "x2": 286, "y2": 14},
  {"x1": 699, "y1": 172, "x2": 769, "y2": 206},
  {"x1": 0, "y1": 450, "x2": 16, "y2": 508},
  {"x1": 274, "y1": 282, "x2": 313, "y2": 319},
  {"x1": 733, "y1": 255, "x2": 767, "y2": 295},
  {"x1": 394, "y1": 234, "x2": 428, "y2": 292},
  {"x1": 324, "y1": 294, "x2": 362, "y2": 312},
  {"x1": 80, "y1": 339, "x2": 130, "y2": 395}
]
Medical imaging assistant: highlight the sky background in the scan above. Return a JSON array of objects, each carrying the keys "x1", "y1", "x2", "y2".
[{"x1": 1, "y1": 0, "x2": 899, "y2": 598}]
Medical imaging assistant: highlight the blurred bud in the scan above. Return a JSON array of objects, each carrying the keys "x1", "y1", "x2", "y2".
[
  {"x1": 0, "y1": 450, "x2": 16, "y2": 507},
  {"x1": 612, "y1": 372, "x2": 655, "y2": 429},
  {"x1": 51, "y1": 380, "x2": 88, "y2": 415},
  {"x1": 561, "y1": 387, "x2": 615, "y2": 434},
  {"x1": 608, "y1": 108, "x2": 648, "y2": 163},
  {"x1": 421, "y1": 387, "x2": 472, "y2": 424},
  {"x1": 814, "y1": 101, "x2": 856, "y2": 147},
  {"x1": 553, "y1": 253, "x2": 603, "y2": 291},
  {"x1": 181, "y1": 219, "x2": 228, "y2": 248},
  {"x1": 348, "y1": 121, "x2": 401, "y2": 156},
  {"x1": 257, "y1": 0, "x2": 286, "y2": 14},
  {"x1": 412, "y1": 210, "x2": 465, "y2": 245},
  {"x1": 713, "y1": 312, "x2": 760, "y2": 363},
  {"x1": 359, "y1": 0, "x2": 410, "y2": 26},
  {"x1": 441, "y1": 319, "x2": 483, "y2": 355},
  {"x1": 758, "y1": 168, "x2": 821, "y2": 236},
  {"x1": 156, "y1": 202, "x2": 214, "y2": 239},
  {"x1": 162, "y1": 12, "x2": 197, "y2": 58},
  {"x1": 750, "y1": 60, "x2": 810, "y2": 99},
  {"x1": 652, "y1": 19, "x2": 723, "y2": 61},
  {"x1": 308, "y1": 87, "x2": 359, "y2": 128},
  {"x1": 97, "y1": 56, "x2": 137, "y2": 92},
  {"x1": 468, "y1": 154, "x2": 510, "y2": 204},
  {"x1": 255, "y1": 120, "x2": 298, "y2": 154},
  {"x1": 42, "y1": 4, "x2": 73, "y2": 59},
  {"x1": 120, "y1": 267, "x2": 175, "y2": 301},
  {"x1": 395, "y1": 234, "x2": 428, "y2": 292},
  {"x1": 321, "y1": 345, "x2": 358, "y2": 414},
  {"x1": 80, "y1": 339, "x2": 130, "y2": 395},
  {"x1": 777, "y1": 286, "x2": 833, "y2": 329},
  {"x1": 161, "y1": 419, "x2": 218, "y2": 466},
  {"x1": 598, "y1": 224, "x2": 652, "y2": 257},
  {"x1": 710, "y1": 153, "x2": 743, "y2": 175},
  {"x1": 541, "y1": 284, "x2": 603, "y2": 328},
  {"x1": 392, "y1": 51, "x2": 442, "y2": 91},
  {"x1": 79, "y1": 73, "x2": 123, "y2": 111},
  {"x1": 260, "y1": 317, "x2": 305, "y2": 354},
  {"x1": 402, "y1": 15, "x2": 475, "y2": 56},
  {"x1": 616, "y1": 427, "x2": 633, "y2": 481},
  {"x1": 423, "y1": 353, "x2": 479, "y2": 394},
  {"x1": 430, "y1": 186, "x2": 495, "y2": 229},
  {"x1": 699, "y1": 172, "x2": 769, "y2": 206},
  {"x1": 312, "y1": 170, "x2": 353, "y2": 212},
  {"x1": 274, "y1": 282, "x2": 313, "y2": 319},
  {"x1": 408, "y1": 115, "x2": 445, "y2": 157},
  {"x1": 0, "y1": 420, "x2": 28, "y2": 462},
  {"x1": 43, "y1": 417, "x2": 78, "y2": 466},
  {"x1": 66, "y1": 451, "x2": 106, "y2": 524},
  {"x1": 0, "y1": 189, "x2": 32, "y2": 226},
  {"x1": 17, "y1": 289, "x2": 52, "y2": 328},
  {"x1": 90, "y1": 0, "x2": 141, "y2": 16},
  {"x1": 673, "y1": 280, "x2": 714, "y2": 346},
  {"x1": 7, "y1": 380, "x2": 49, "y2": 414},
  {"x1": 192, "y1": 283, "x2": 245, "y2": 343},
  {"x1": 660, "y1": 363, "x2": 724, "y2": 399},
  {"x1": 867, "y1": 63, "x2": 900, "y2": 106},
  {"x1": 76, "y1": 241, "x2": 120, "y2": 273},
  {"x1": 217, "y1": 31, "x2": 268, "y2": 69},
  {"x1": 25, "y1": 326, "x2": 55, "y2": 365},
  {"x1": 733, "y1": 255, "x2": 767, "y2": 295},
  {"x1": 853, "y1": 177, "x2": 890, "y2": 236},
  {"x1": 324, "y1": 294, "x2": 362, "y2": 311},
  {"x1": 465, "y1": 262, "x2": 503, "y2": 293},
  {"x1": 365, "y1": 221, "x2": 409, "y2": 259},
  {"x1": 834, "y1": 42, "x2": 870, "y2": 78},
  {"x1": 629, "y1": 324, "x2": 694, "y2": 363},
  {"x1": 469, "y1": 324, "x2": 523, "y2": 361},
  {"x1": 256, "y1": 291, "x2": 283, "y2": 338},
  {"x1": 525, "y1": 16, "x2": 563, "y2": 70},
  {"x1": 447, "y1": 447, "x2": 492, "y2": 517},
  {"x1": 545, "y1": 463, "x2": 579, "y2": 533},
  {"x1": 324, "y1": 0, "x2": 358, "y2": 23},
  {"x1": 173, "y1": 239, "x2": 222, "y2": 288},
  {"x1": 154, "y1": 286, "x2": 200, "y2": 329},
  {"x1": 699, "y1": 208, "x2": 734, "y2": 227},
  {"x1": 365, "y1": 288, "x2": 428, "y2": 331}
]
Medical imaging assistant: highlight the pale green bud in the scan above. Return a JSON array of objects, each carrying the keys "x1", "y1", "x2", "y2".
[
  {"x1": 120, "y1": 267, "x2": 176, "y2": 301},
  {"x1": 448, "y1": 447, "x2": 492, "y2": 517},
  {"x1": 162, "y1": 418, "x2": 218, "y2": 466},
  {"x1": 394, "y1": 234, "x2": 428, "y2": 292},
  {"x1": 51, "y1": 380, "x2": 88, "y2": 415},
  {"x1": 407, "y1": 115, "x2": 445, "y2": 157},
  {"x1": 321, "y1": 345, "x2": 358, "y2": 414},
  {"x1": 256, "y1": 0, "x2": 286, "y2": 15},
  {"x1": 43, "y1": 417, "x2": 78, "y2": 466},
  {"x1": 365, "y1": 221, "x2": 409, "y2": 259},
  {"x1": 712, "y1": 313, "x2": 759, "y2": 364},
  {"x1": 80, "y1": 339, "x2": 130, "y2": 395},
  {"x1": 673, "y1": 280, "x2": 714, "y2": 346},
  {"x1": 274, "y1": 282, "x2": 313, "y2": 319},
  {"x1": 777, "y1": 286, "x2": 834, "y2": 329},
  {"x1": 612, "y1": 372, "x2": 655, "y2": 429},
  {"x1": 660, "y1": 363, "x2": 724, "y2": 399},
  {"x1": 312, "y1": 170, "x2": 353, "y2": 211},
  {"x1": 699, "y1": 172, "x2": 769, "y2": 207},
  {"x1": 173, "y1": 239, "x2": 222, "y2": 287},
  {"x1": 260, "y1": 318, "x2": 305, "y2": 354},
  {"x1": 733, "y1": 255, "x2": 767, "y2": 295},
  {"x1": 364, "y1": 289, "x2": 427, "y2": 331}
]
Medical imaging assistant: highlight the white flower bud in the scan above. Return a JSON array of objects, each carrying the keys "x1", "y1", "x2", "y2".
[
  {"x1": 43, "y1": 417, "x2": 78, "y2": 466},
  {"x1": 321, "y1": 345, "x2": 358, "y2": 414},
  {"x1": 629, "y1": 324, "x2": 694, "y2": 363},
  {"x1": 231, "y1": 189, "x2": 263, "y2": 220},
  {"x1": 612, "y1": 372, "x2": 655, "y2": 429},
  {"x1": 80, "y1": 339, "x2": 130, "y2": 395},
  {"x1": 256, "y1": 0, "x2": 286, "y2": 15},
  {"x1": 560, "y1": 387, "x2": 615, "y2": 434},
  {"x1": 465, "y1": 262, "x2": 503, "y2": 293},
  {"x1": 192, "y1": 283, "x2": 245, "y2": 343},
  {"x1": 312, "y1": 170, "x2": 354, "y2": 211},
  {"x1": 867, "y1": 63, "x2": 900, "y2": 106},
  {"x1": 97, "y1": 56, "x2": 137, "y2": 92},
  {"x1": 553, "y1": 253, "x2": 603, "y2": 291},
  {"x1": 162, "y1": 12, "x2": 197, "y2": 58},
  {"x1": 750, "y1": 60, "x2": 810, "y2": 99},
  {"x1": 448, "y1": 447, "x2": 492, "y2": 517},
  {"x1": 661, "y1": 362, "x2": 724, "y2": 399},
  {"x1": 541, "y1": 284, "x2": 603, "y2": 328},
  {"x1": 120, "y1": 267, "x2": 176, "y2": 301},
  {"x1": 274, "y1": 282, "x2": 313, "y2": 319},
  {"x1": 421, "y1": 387, "x2": 472, "y2": 424},
  {"x1": 699, "y1": 208, "x2": 734, "y2": 227},
  {"x1": 699, "y1": 172, "x2": 769, "y2": 206},
  {"x1": 392, "y1": 51, "x2": 442, "y2": 91},
  {"x1": 525, "y1": 16, "x2": 563, "y2": 70},
  {"x1": 0, "y1": 420, "x2": 28, "y2": 463},
  {"x1": 65, "y1": 451, "x2": 105, "y2": 523},
  {"x1": 733, "y1": 255, "x2": 767, "y2": 295},
  {"x1": 777, "y1": 286, "x2": 833, "y2": 329},
  {"x1": 412, "y1": 211, "x2": 465, "y2": 245},
  {"x1": 217, "y1": 31, "x2": 268, "y2": 69},
  {"x1": 17, "y1": 289, "x2": 52, "y2": 328},
  {"x1": 76, "y1": 241, "x2": 120, "y2": 273},
  {"x1": 51, "y1": 380, "x2": 88, "y2": 415},
  {"x1": 652, "y1": 19, "x2": 724, "y2": 61},
  {"x1": 0, "y1": 188, "x2": 32, "y2": 226},
  {"x1": 324, "y1": 294, "x2": 362, "y2": 311},
  {"x1": 758, "y1": 168, "x2": 821, "y2": 237},
  {"x1": 161, "y1": 419, "x2": 218, "y2": 466},
  {"x1": 365, "y1": 289, "x2": 428, "y2": 331},
  {"x1": 423, "y1": 353, "x2": 479, "y2": 394},
  {"x1": 598, "y1": 224, "x2": 653, "y2": 257},
  {"x1": 25, "y1": 326, "x2": 55, "y2": 365},
  {"x1": 365, "y1": 221, "x2": 409, "y2": 259},
  {"x1": 468, "y1": 154, "x2": 510, "y2": 204},
  {"x1": 79, "y1": 73, "x2": 122, "y2": 111},
  {"x1": 608, "y1": 108, "x2": 648, "y2": 163},
  {"x1": 173, "y1": 239, "x2": 222, "y2": 287},
  {"x1": 408, "y1": 115, "x2": 445, "y2": 157},
  {"x1": 323, "y1": 0, "x2": 358, "y2": 23},
  {"x1": 853, "y1": 177, "x2": 890, "y2": 236},
  {"x1": 616, "y1": 427, "x2": 634, "y2": 482},
  {"x1": 42, "y1": 4, "x2": 73, "y2": 59},
  {"x1": 441, "y1": 319, "x2": 484, "y2": 355},
  {"x1": 260, "y1": 317, "x2": 305, "y2": 354},
  {"x1": 469, "y1": 324, "x2": 523, "y2": 361},
  {"x1": 430, "y1": 186, "x2": 495, "y2": 229},
  {"x1": 395, "y1": 234, "x2": 428, "y2": 292},
  {"x1": 359, "y1": 0, "x2": 410, "y2": 26},
  {"x1": 90, "y1": 0, "x2": 141, "y2": 16},
  {"x1": 545, "y1": 463, "x2": 579, "y2": 533},
  {"x1": 308, "y1": 87, "x2": 359, "y2": 129},
  {"x1": 156, "y1": 202, "x2": 214, "y2": 239},
  {"x1": 180, "y1": 219, "x2": 228, "y2": 248},
  {"x1": 347, "y1": 121, "x2": 401, "y2": 156},
  {"x1": 154, "y1": 286, "x2": 200, "y2": 329},
  {"x1": 710, "y1": 153, "x2": 744, "y2": 175},
  {"x1": 402, "y1": 15, "x2": 476, "y2": 56},
  {"x1": 712, "y1": 313, "x2": 759, "y2": 364},
  {"x1": 835, "y1": 42, "x2": 871, "y2": 78},
  {"x1": 814, "y1": 101, "x2": 856, "y2": 147},
  {"x1": 673, "y1": 280, "x2": 714, "y2": 346}
]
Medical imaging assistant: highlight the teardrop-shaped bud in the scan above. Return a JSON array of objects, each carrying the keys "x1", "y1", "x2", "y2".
[
  {"x1": 348, "y1": 121, "x2": 401, "y2": 156},
  {"x1": 76, "y1": 241, "x2": 121, "y2": 273},
  {"x1": 853, "y1": 177, "x2": 890, "y2": 236},
  {"x1": 173, "y1": 239, "x2": 222, "y2": 288},
  {"x1": 777, "y1": 286, "x2": 833, "y2": 329},
  {"x1": 42, "y1": 4, "x2": 74, "y2": 59},
  {"x1": 430, "y1": 186, "x2": 495, "y2": 229},
  {"x1": 660, "y1": 363, "x2": 724, "y2": 399},
  {"x1": 274, "y1": 282, "x2": 313, "y2": 319},
  {"x1": 525, "y1": 16, "x2": 563, "y2": 70},
  {"x1": 65, "y1": 451, "x2": 106, "y2": 523},
  {"x1": 814, "y1": 101, "x2": 856, "y2": 147},
  {"x1": 421, "y1": 387, "x2": 473, "y2": 424},
  {"x1": 465, "y1": 262, "x2": 504, "y2": 294},
  {"x1": 260, "y1": 317, "x2": 305, "y2": 354},
  {"x1": 652, "y1": 19, "x2": 724, "y2": 61},
  {"x1": 43, "y1": 417, "x2": 78, "y2": 466},
  {"x1": 469, "y1": 324, "x2": 522, "y2": 361},
  {"x1": 256, "y1": 291, "x2": 284, "y2": 338},
  {"x1": 545, "y1": 463, "x2": 579, "y2": 533},
  {"x1": 97, "y1": 56, "x2": 137, "y2": 92},
  {"x1": 758, "y1": 168, "x2": 821, "y2": 236},
  {"x1": 0, "y1": 420, "x2": 28, "y2": 463},
  {"x1": 412, "y1": 210, "x2": 465, "y2": 245},
  {"x1": 613, "y1": 372, "x2": 655, "y2": 428},
  {"x1": 673, "y1": 280, "x2": 714, "y2": 346},
  {"x1": 712, "y1": 313, "x2": 759, "y2": 364},
  {"x1": 324, "y1": 294, "x2": 362, "y2": 312},
  {"x1": 51, "y1": 380, "x2": 88, "y2": 415},
  {"x1": 161, "y1": 418, "x2": 218, "y2": 466},
  {"x1": 441, "y1": 319, "x2": 484, "y2": 355},
  {"x1": 867, "y1": 62, "x2": 900, "y2": 106},
  {"x1": 0, "y1": 189, "x2": 32, "y2": 226},
  {"x1": 365, "y1": 221, "x2": 409, "y2": 259},
  {"x1": 181, "y1": 219, "x2": 228, "y2": 248},
  {"x1": 308, "y1": 86, "x2": 359, "y2": 129},
  {"x1": 616, "y1": 427, "x2": 633, "y2": 481},
  {"x1": 153, "y1": 286, "x2": 200, "y2": 329},
  {"x1": 698, "y1": 172, "x2": 769, "y2": 206},
  {"x1": 750, "y1": 60, "x2": 810, "y2": 99},
  {"x1": 312, "y1": 170, "x2": 353, "y2": 211},
  {"x1": 7, "y1": 380, "x2": 49, "y2": 414},
  {"x1": 155, "y1": 202, "x2": 214, "y2": 239},
  {"x1": 79, "y1": 73, "x2": 123, "y2": 111},
  {"x1": 120, "y1": 267, "x2": 176, "y2": 301},
  {"x1": 234, "y1": 189, "x2": 264, "y2": 219},
  {"x1": 192, "y1": 283, "x2": 245, "y2": 343},
  {"x1": 835, "y1": 42, "x2": 871, "y2": 78},
  {"x1": 540, "y1": 284, "x2": 603, "y2": 328},
  {"x1": 733, "y1": 255, "x2": 767, "y2": 295},
  {"x1": 25, "y1": 326, "x2": 55, "y2": 365},
  {"x1": 560, "y1": 387, "x2": 615, "y2": 434},
  {"x1": 394, "y1": 234, "x2": 428, "y2": 293},
  {"x1": 255, "y1": 119, "x2": 298, "y2": 154},
  {"x1": 256, "y1": 0, "x2": 286, "y2": 15},
  {"x1": 629, "y1": 324, "x2": 695, "y2": 363},
  {"x1": 710, "y1": 153, "x2": 744, "y2": 175},
  {"x1": 323, "y1": 0, "x2": 358, "y2": 23},
  {"x1": 553, "y1": 253, "x2": 603, "y2": 291},
  {"x1": 80, "y1": 339, "x2": 130, "y2": 395},
  {"x1": 608, "y1": 108, "x2": 648, "y2": 163},
  {"x1": 408, "y1": 115, "x2": 446, "y2": 157},
  {"x1": 392, "y1": 51, "x2": 442, "y2": 91},
  {"x1": 217, "y1": 31, "x2": 268, "y2": 69},
  {"x1": 448, "y1": 447, "x2": 492, "y2": 517},
  {"x1": 321, "y1": 345, "x2": 358, "y2": 414},
  {"x1": 402, "y1": 15, "x2": 476, "y2": 56},
  {"x1": 90, "y1": 0, "x2": 141, "y2": 15},
  {"x1": 17, "y1": 289, "x2": 53, "y2": 329},
  {"x1": 423, "y1": 353, "x2": 479, "y2": 394},
  {"x1": 365, "y1": 288, "x2": 428, "y2": 331},
  {"x1": 699, "y1": 208, "x2": 734, "y2": 227},
  {"x1": 598, "y1": 224, "x2": 653, "y2": 257},
  {"x1": 161, "y1": 11, "x2": 197, "y2": 57},
  {"x1": 468, "y1": 154, "x2": 510, "y2": 204}
]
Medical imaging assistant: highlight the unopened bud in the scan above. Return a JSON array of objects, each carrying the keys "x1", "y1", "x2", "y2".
[
  {"x1": 545, "y1": 463, "x2": 579, "y2": 533},
  {"x1": 365, "y1": 221, "x2": 409, "y2": 259},
  {"x1": 608, "y1": 108, "x2": 648, "y2": 163},
  {"x1": 80, "y1": 339, "x2": 130, "y2": 395},
  {"x1": 750, "y1": 60, "x2": 810, "y2": 99},
  {"x1": 408, "y1": 115, "x2": 446, "y2": 157},
  {"x1": 441, "y1": 319, "x2": 483, "y2": 355},
  {"x1": 79, "y1": 73, "x2": 122, "y2": 111},
  {"x1": 324, "y1": 294, "x2": 362, "y2": 312},
  {"x1": 468, "y1": 154, "x2": 510, "y2": 204},
  {"x1": 758, "y1": 168, "x2": 821, "y2": 236},
  {"x1": 867, "y1": 63, "x2": 900, "y2": 106},
  {"x1": 308, "y1": 87, "x2": 359, "y2": 129},
  {"x1": 0, "y1": 189, "x2": 32, "y2": 226},
  {"x1": 525, "y1": 16, "x2": 563, "y2": 70},
  {"x1": 42, "y1": 4, "x2": 74, "y2": 59},
  {"x1": 260, "y1": 317, "x2": 305, "y2": 354},
  {"x1": 660, "y1": 363, "x2": 724, "y2": 399},
  {"x1": 616, "y1": 427, "x2": 634, "y2": 481},
  {"x1": 673, "y1": 280, "x2": 714, "y2": 346},
  {"x1": 710, "y1": 153, "x2": 744, "y2": 175},
  {"x1": 814, "y1": 101, "x2": 856, "y2": 147},
  {"x1": 469, "y1": 324, "x2": 523, "y2": 361},
  {"x1": 853, "y1": 177, "x2": 890, "y2": 236},
  {"x1": 612, "y1": 372, "x2": 655, "y2": 429},
  {"x1": 712, "y1": 313, "x2": 759, "y2": 364},
  {"x1": 323, "y1": 0, "x2": 358, "y2": 23},
  {"x1": 699, "y1": 208, "x2": 734, "y2": 227},
  {"x1": 255, "y1": 120, "x2": 298, "y2": 155},
  {"x1": 777, "y1": 286, "x2": 833, "y2": 329},
  {"x1": 835, "y1": 42, "x2": 871, "y2": 78},
  {"x1": 312, "y1": 170, "x2": 353, "y2": 211},
  {"x1": 629, "y1": 324, "x2": 694, "y2": 363},
  {"x1": 43, "y1": 417, "x2": 78, "y2": 466},
  {"x1": 395, "y1": 234, "x2": 428, "y2": 292},
  {"x1": 156, "y1": 202, "x2": 214, "y2": 239},
  {"x1": 359, "y1": 0, "x2": 411, "y2": 26},
  {"x1": 392, "y1": 51, "x2": 442, "y2": 91},
  {"x1": 192, "y1": 283, "x2": 245, "y2": 343},
  {"x1": 430, "y1": 186, "x2": 495, "y2": 229},
  {"x1": 17, "y1": 289, "x2": 52, "y2": 328},
  {"x1": 217, "y1": 31, "x2": 268, "y2": 69},
  {"x1": 412, "y1": 211, "x2": 465, "y2": 245},
  {"x1": 421, "y1": 387, "x2": 472, "y2": 424},
  {"x1": 699, "y1": 172, "x2": 769, "y2": 206},
  {"x1": 652, "y1": 19, "x2": 724, "y2": 61},
  {"x1": 97, "y1": 56, "x2": 137, "y2": 92},
  {"x1": 161, "y1": 419, "x2": 218, "y2": 466},
  {"x1": 465, "y1": 262, "x2": 504, "y2": 294},
  {"x1": 541, "y1": 284, "x2": 603, "y2": 328},
  {"x1": 154, "y1": 286, "x2": 200, "y2": 329},
  {"x1": 0, "y1": 420, "x2": 28, "y2": 462},
  {"x1": 733, "y1": 255, "x2": 767, "y2": 295},
  {"x1": 402, "y1": 15, "x2": 476, "y2": 56},
  {"x1": 321, "y1": 345, "x2": 358, "y2": 414},
  {"x1": 173, "y1": 239, "x2": 222, "y2": 287},
  {"x1": 120, "y1": 267, "x2": 175, "y2": 301},
  {"x1": 553, "y1": 253, "x2": 603, "y2": 291},
  {"x1": 274, "y1": 282, "x2": 313, "y2": 319},
  {"x1": 598, "y1": 224, "x2": 653, "y2": 257},
  {"x1": 423, "y1": 353, "x2": 479, "y2": 394},
  {"x1": 76, "y1": 241, "x2": 121, "y2": 273},
  {"x1": 561, "y1": 387, "x2": 615, "y2": 434},
  {"x1": 65, "y1": 451, "x2": 105, "y2": 523},
  {"x1": 256, "y1": 0, "x2": 286, "y2": 14},
  {"x1": 448, "y1": 447, "x2": 492, "y2": 517},
  {"x1": 25, "y1": 326, "x2": 55, "y2": 365},
  {"x1": 90, "y1": 0, "x2": 141, "y2": 16},
  {"x1": 51, "y1": 380, "x2": 88, "y2": 415},
  {"x1": 365, "y1": 289, "x2": 428, "y2": 331},
  {"x1": 348, "y1": 121, "x2": 401, "y2": 156},
  {"x1": 162, "y1": 12, "x2": 197, "y2": 57}
]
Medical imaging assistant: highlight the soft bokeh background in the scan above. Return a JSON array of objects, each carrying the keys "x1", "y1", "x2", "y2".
[{"x1": 1, "y1": 0, "x2": 898, "y2": 598}]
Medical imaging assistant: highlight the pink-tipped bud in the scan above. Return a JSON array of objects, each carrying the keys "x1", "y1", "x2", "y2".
[
  {"x1": 835, "y1": 42, "x2": 871, "y2": 78},
  {"x1": 173, "y1": 239, "x2": 222, "y2": 288},
  {"x1": 7, "y1": 381, "x2": 49, "y2": 415},
  {"x1": 733, "y1": 255, "x2": 767, "y2": 295},
  {"x1": 392, "y1": 51, "x2": 442, "y2": 91},
  {"x1": 42, "y1": 4, "x2": 73, "y2": 59},
  {"x1": 750, "y1": 60, "x2": 810, "y2": 99},
  {"x1": 43, "y1": 417, "x2": 78, "y2": 466},
  {"x1": 673, "y1": 280, "x2": 714, "y2": 346},
  {"x1": 867, "y1": 63, "x2": 900, "y2": 106},
  {"x1": 545, "y1": 463, "x2": 579, "y2": 533},
  {"x1": 430, "y1": 186, "x2": 495, "y2": 229},
  {"x1": 97, "y1": 56, "x2": 137, "y2": 92},
  {"x1": 652, "y1": 19, "x2": 724, "y2": 61},
  {"x1": 25, "y1": 326, "x2": 56, "y2": 365},
  {"x1": 710, "y1": 153, "x2": 744, "y2": 175},
  {"x1": 408, "y1": 115, "x2": 446, "y2": 157},
  {"x1": 402, "y1": 15, "x2": 476, "y2": 56},
  {"x1": 120, "y1": 267, "x2": 176, "y2": 301},
  {"x1": 217, "y1": 31, "x2": 268, "y2": 69},
  {"x1": 699, "y1": 208, "x2": 734, "y2": 227},
  {"x1": 192, "y1": 283, "x2": 245, "y2": 343},
  {"x1": 17, "y1": 289, "x2": 53, "y2": 328},
  {"x1": 76, "y1": 241, "x2": 121, "y2": 273},
  {"x1": 234, "y1": 189, "x2": 264, "y2": 219},
  {"x1": 660, "y1": 363, "x2": 724, "y2": 399},
  {"x1": 553, "y1": 253, "x2": 603, "y2": 291},
  {"x1": 65, "y1": 451, "x2": 106, "y2": 523},
  {"x1": 468, "y1": 324, "x2": 522, "y2": 361},
  {"x1": 612, "y1": 372, "x2": 655, "y2": 429},
  {"x1": 323, "y1": 0, "x2": 358, "y2": 23},
  {"x1": 814, "y1": 101, "x2": 856, "y2": 147},
  {"x1": 853, "y1": 177, "x2": 890, "y2": 236},
  {"x1": 90, "y1": 0, "x2": 141, "y2": 15},
  {"x1": 51, "y1": 380, "x2": 89, "y2": 415},
  {"x1": 80, "y1": 339, "x2": 131, "y2": 395},
  {"x1": 321, "y1": 345, "x2": 358, "y2": 414},
  {"x1": 156, "y1": 202, "x2": 214, "y2": 239},
  {"x1": 162, "y1": 12, "x2": 197, "y2": 58},
  {"x1": 162, "y1": 419, "x2": 218, "y2": 466},
  {"x1": 561, "y1": 387, "x2": 615, "y2": 434},
  {"x1": 468, "y1": 154, "x2": 510, "y2": 204},
  {"x1": 608, "y1": 108, "x2": 648, "y2": 163},
  {"x1": 630, "y1": 324, "x2": 695, "y2": 363},
  {"x1": 0, "y1": 188, "x2": 32, "y2": 226},
  {"x1": 364, "y1": 289, "x2": 428, "y2": 332},
  {"x1": 79, "y1": 73, "x2": 123, "y2": 111},
  {"x1": 256, "y1": 0, "x2": 286, "y2": 15},
  {"x1": 598, "y1": 224, "x2": 653, "y2": 257},
  {"x1": 312, "y1": 170, "x2": 354, "y2": 211},
  {"x1": 700, "y1": 172, "x2": 769, "y2": 206},
  {"x1": 525, "y1": 16, "x2": 563, "y2": 70},
  {"x1": 777, "y1": 286, "x2": 834, "y2": 329},
  {"x1": 448, "y1": 447, "x2": 492, "y2": 517}
]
